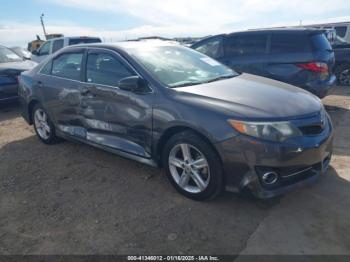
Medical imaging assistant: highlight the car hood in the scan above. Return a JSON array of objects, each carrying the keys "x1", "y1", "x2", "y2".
[
  {"x1": 176, "y1": 73, "x2": 322, "y2": 120},
  {"x1": 0, "y1": 60, "x2": 37, "y2": 74}
]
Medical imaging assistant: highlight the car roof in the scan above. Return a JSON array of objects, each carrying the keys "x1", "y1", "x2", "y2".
[
  {"x1": 48, "y1": 36, "x2": 101, "y2": 41},
  {"x1": 245, "y1": 27, "x2": 322, "y2": 33},
  {"x1": 191, "y1": 28, "x2": 323, "y2": 45},
  {"x1": 64, "y1": 40, "x2": 180, "y2": 51}
]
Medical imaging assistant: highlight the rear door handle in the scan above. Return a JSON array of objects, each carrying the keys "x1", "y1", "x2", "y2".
[
  {"x1": 81, "y1": 86, "x2": 97, "y2": 98},
  {"x1": 81, "y1": 86, "x2": 91, "y2": 95}
]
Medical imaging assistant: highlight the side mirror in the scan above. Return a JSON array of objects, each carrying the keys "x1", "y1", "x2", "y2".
[
  {"x1": 117, "y1": 76, "x2": 149, "y2": 93},
  {"x1": 32, "y1": 50, "x2": 39, "y2": 56}
]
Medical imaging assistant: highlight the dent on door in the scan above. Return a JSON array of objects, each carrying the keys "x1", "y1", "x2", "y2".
[
  {"x1": 55, "y1": 83, "x2": 86, "y2": 137},
  {"x1": 80, "y1": 85, "x2": 153, "y2": 158}
]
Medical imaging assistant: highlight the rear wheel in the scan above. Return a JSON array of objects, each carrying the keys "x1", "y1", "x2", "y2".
[
  {"x1": 32, "y1": 104, "x2": 61, "y2": 144},
  {"x1": 336, "y1": 63, "x2": 350, "y2": 86},
  {"x1": 163, "y1": 131, "x2": 224, "y2": 201}
]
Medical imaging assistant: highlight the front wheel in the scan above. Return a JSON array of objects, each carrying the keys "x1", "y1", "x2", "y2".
[
  {"x1": 32, "y1": 104, "x2": 61, "y2": 144},
  {"x1": 163, "y1": 131, "x2": 224, "y2": 201}
]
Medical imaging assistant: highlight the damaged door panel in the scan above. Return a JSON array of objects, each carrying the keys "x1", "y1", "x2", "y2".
[{"x1": 80, "y1": 49, "x2": 154, "y2": 158}]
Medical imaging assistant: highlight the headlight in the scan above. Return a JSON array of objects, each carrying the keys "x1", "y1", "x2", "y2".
[{"x1": 228, "y1": 120, "x2": 302, "y2": 142}]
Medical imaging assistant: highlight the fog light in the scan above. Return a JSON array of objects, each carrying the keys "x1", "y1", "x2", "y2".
[{"x1": 261, "y1": 172, "x2": 278, "y2": 185}]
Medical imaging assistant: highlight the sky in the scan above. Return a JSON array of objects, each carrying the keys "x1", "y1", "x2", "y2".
[{"x1": 1, "y1": 0, "x2": 350, "y2": 47}]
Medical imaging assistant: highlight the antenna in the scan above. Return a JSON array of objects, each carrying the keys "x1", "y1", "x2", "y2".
[{"x1": 40, "y1": 13, "x2": 48, "y2": 40}]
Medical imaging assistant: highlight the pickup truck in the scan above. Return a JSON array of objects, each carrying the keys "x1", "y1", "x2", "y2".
[
  {"x1": 333, "y1": 45, "x2": 350, "y2": 86},
  {"x1": 31, "y1": 36, "x2": 102, "y2": 63}
]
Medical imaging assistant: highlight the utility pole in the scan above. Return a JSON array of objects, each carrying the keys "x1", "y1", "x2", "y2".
[{"x1": 40, "y1": 13, "x2": 48, "y2": 40}]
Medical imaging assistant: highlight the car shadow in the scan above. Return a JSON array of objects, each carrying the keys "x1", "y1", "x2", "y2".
[{"x1": 1, "y1": 134, "x2": 350, "y2": 254}]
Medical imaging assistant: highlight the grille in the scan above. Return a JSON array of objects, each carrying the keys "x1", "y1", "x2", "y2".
[{"x1": 299, "y1": 124, "x2": 325, "y2": 135}]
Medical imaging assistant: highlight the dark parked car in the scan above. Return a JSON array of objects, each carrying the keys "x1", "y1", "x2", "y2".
[
  {"x1": 0, "y1": 45, "x2": 37, "y2": 103},
  {"x1": 333, "y1": 45, "x2": 350, "y2": 86},
  {"x1": 191, "y1": 29, "x2": 336, "y2": 98},
  {"x1": 19, "y1": 42, "x2": 333, "y2": 200}
]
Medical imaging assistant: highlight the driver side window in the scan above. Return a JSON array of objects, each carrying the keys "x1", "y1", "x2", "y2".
[
  {"x1": 86, "y1": 52, "x2": 135, "y2": 87},
  {"x1": 39, "y1": 42, "x2": 51, "y2": 56}
]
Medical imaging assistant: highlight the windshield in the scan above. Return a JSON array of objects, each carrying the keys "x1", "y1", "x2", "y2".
[
  {"x1": 126, "y1": 45, "x2": 237, "y2": 87},
  {"x1": 0, "y1": 46, "x2": 22, "y2": 63}
]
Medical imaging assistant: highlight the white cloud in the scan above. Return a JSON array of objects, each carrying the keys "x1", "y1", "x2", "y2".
[
  {"x1": 43, "y1": 0, "x2": 350, "y2": 26},
  {"x1": 1, "y1": 0, "x2": 350, "y2": 46}
]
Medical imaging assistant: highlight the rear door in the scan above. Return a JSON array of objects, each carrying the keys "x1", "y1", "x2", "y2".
[
  {"x1": 79, "y1": 49, "x2": 154, "y2": 158},
  {"x1": 221, "y1": 32, "x2": 269, "y2": 76},
  {"x1": 37, "y1": 49, "x2": 85, "y2": 135}
]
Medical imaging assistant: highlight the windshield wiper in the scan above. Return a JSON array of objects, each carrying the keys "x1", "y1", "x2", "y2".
[
  {"x1": 170, "y1": 82, "x2": 203, "y2": 88},
  {"x1": 205, "y1": 74, "x2": 236, "y2": 83}
]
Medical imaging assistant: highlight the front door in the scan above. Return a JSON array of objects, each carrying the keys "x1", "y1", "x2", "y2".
[{"x1": 80, "y1": 49, "x2": 154, "y2": 158}]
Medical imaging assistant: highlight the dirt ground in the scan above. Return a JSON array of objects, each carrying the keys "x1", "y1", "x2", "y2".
[{"x1": 0, "y1": 87, "x2": 350, "y2": 255}]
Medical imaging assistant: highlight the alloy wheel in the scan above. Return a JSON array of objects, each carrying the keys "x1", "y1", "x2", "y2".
[
  {"x1": 339, "y1": 68, "x2": 350, "y2": 86},
  {"x1": 34, "y1": 109, "x2": 51, "y2": 140},
  {"x1": 168, "y1": 143, "x2": 210, "y2": 193}
]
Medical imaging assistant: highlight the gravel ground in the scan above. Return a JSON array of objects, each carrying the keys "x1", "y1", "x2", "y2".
[{"x1": 0, "y1": 87, "x2": 350, "y2": 255}]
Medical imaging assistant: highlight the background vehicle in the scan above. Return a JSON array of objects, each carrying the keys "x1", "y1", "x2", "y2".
[
  {"x1": 191, "y1": 29, "x2": 336, "y2": 98},
  {"x1": 31, "y1": 36, "x2": 102, "y2": 63},
  {"x1": 0, "y1": 45, "x2": 37, "y2": 102},
  {"x1": 27, "y1": 39, "x2": 45, "y2": 53},
  {"x1": 302, "y1": 21, "x2": 350, "y2": 44},
  {"x1": 19, "y1": 42, "x2": 333, "y2": 200},
  {"x1": 333, "y1": 46, "x2": 350, "y2": 86},
  {"x1": 10, "y1": 47, "x2": 32, "y2": 60}
]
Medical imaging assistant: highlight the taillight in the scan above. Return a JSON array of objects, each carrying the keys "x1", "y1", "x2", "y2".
[{"x1": 297, "y1": 62, "x2": 328, "y2": 73}]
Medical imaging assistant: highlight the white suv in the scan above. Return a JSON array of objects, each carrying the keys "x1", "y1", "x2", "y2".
[{"x1": 31, "y1": 36, "x2": 102, "y2": 63}]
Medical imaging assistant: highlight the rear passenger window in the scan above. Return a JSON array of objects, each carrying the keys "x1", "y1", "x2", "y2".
[
  {"x1": 270, "y1": 33, "x2": 310, "y2": 54},
  {"x1": 52, "y1": 53, "x2": 83, "y2": 81},
  {"x1": 225, "y1": 34, "x2": 268, "y2": 56},
  {"x1": 86, "y1": 53, "x2": 135, "y2": 86},
  {"x1": 52, "y1": 40, "x2": 64, "y2": 53}
]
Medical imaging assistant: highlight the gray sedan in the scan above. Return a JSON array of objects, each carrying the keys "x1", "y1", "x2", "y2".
[{"x1": 18, "y1": 41, "x2": 333, "y2": 200}]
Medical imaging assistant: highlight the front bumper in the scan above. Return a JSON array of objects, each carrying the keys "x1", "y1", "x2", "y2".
[{"x1": 215, "y1": 123, "x2": 334, "y2": 199}]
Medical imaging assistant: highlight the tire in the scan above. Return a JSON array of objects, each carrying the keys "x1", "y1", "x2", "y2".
[
  {"x1": 335, "y1": 63, "x2": 350, "y2": 86},
  {"x1": 32, "y1": 104, "x2": 61, "y2": 144},
  {"x1": 162, "y1": 130, "x2": 224, "y2": 201}
]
